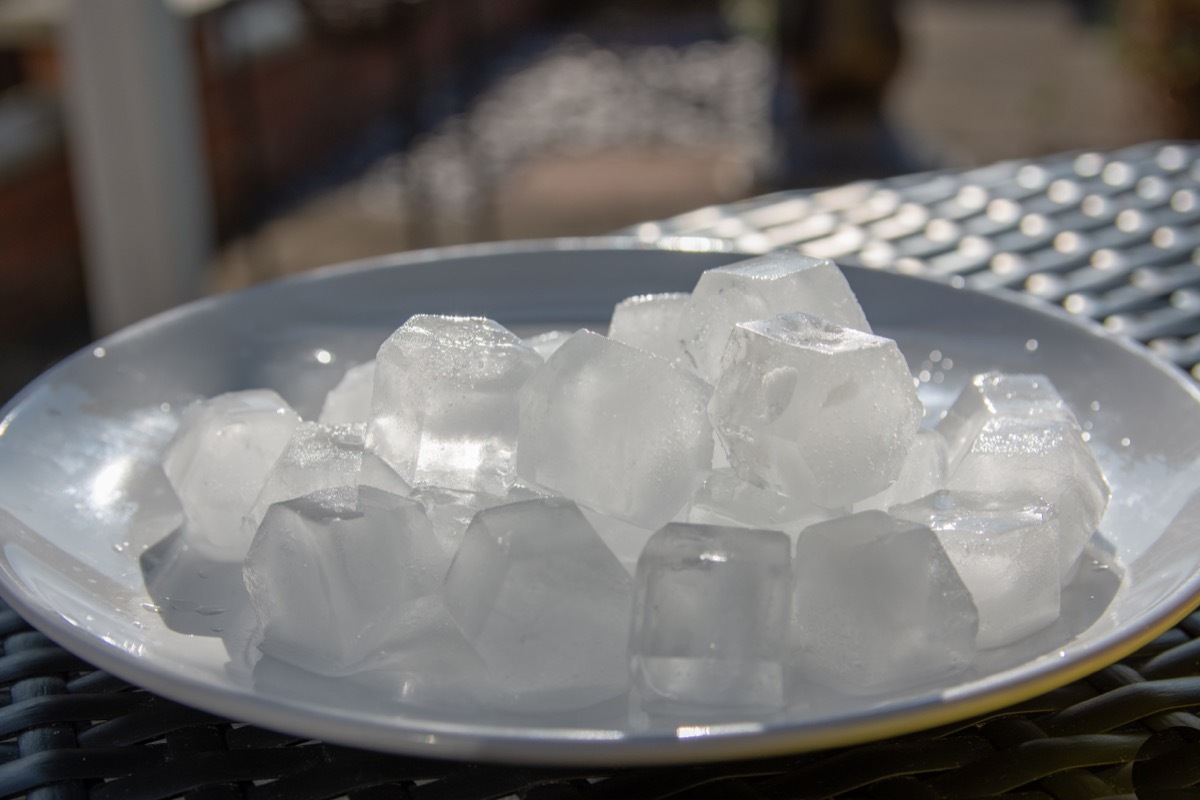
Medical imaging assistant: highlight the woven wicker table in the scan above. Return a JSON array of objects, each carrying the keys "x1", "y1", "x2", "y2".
[{"x1": 3, "y1": 141, "x2": 1200, "y2": 798}]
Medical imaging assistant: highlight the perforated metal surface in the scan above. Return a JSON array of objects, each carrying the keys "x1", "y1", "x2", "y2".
[
  {"x1": 635, "y1": 141, "x2": 1200, "y2": 376},
  {"x1": 3, "y1": 143, "x2": 1200, "y2": 798}
]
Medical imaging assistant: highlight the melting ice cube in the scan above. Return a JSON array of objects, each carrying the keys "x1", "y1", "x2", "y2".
[
  {"x1": 791, "y1": 511, "x2": 978, "y2": 694},
  {"x1": 163, "y1": 389, "x2": 301, "y2": 559},
  {"x1": 517, "y1": 330, "x2": 713, "y2": 529},
  {"x1": 367, "y1": 315, "x2": 542, "y2": 494},
  {"x1": 243, "y1": 421, "x2": 365, "y2": 536},
  {"x1": 630, "y1": 523, "x2": 793, "y2": 710},
  {"x1": 946, "y1": 414, "x2": 1109, "y2": 577},
  {"x1": 244, "y1": 485, "x2": 447, "y2": 675},
  {"x1": 679, "y1": 250, "x2": 870, "y2": 382},
  {"x1": 891, "y1": 491, "x2": 1060, "y2": 648},
  {"x1": 442, "y1": 498, "x2": 634, "y2": 709},
  {"x1": 709, "y1": 313, "x2": 923, "y2": 508}
]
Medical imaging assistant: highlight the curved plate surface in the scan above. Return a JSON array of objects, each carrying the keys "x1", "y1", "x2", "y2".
[{"x1": 2, "y1": 237, "x2": 1200, "y2": 765}]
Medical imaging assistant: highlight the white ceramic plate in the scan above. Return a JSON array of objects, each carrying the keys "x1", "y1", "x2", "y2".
[{"x1": 2, "y1": 237, "x2": 1200, "y2": 766}]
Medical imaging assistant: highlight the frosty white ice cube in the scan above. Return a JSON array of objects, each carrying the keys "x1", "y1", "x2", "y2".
[
  {"x1": 319, "y1": 361, "x2": 375, "y2": 424},
  {"x1": 679, "y1": 251, "x2": 870, "y2": 382},
  {"x1": 517, "y1": 330, "x2": 713, "y2": 528},
  {"x1": 244, "y1": 485, "x2": 447, "y2": 675},
  {"x1": 366, "y1": 315, "x2": 542, "y2": 494},
  {"x1": 163, "y1": 389, "x2": 301, "y2": 559},
  {"x1": 946, "y1": 415, "x2": 1109, "y2": 577},
  {"x1": 608, "y1": 292, "x2": 691, "y2": 361},
  {"x1": 890, "y1": 491, "x2": 1060, "y2": 648},
  {"x1": 938, "y1": 372, "x2": 1077, "y2": 470},
  {"x1": 243, "y1": 421, "x2": 365, "y2": 536},
  {"x1": 709, "y1": 313, "x2": 923, "y2": 508},
  {"x1": 631, "y1": 523, "x2": 793, "y2": 710},
  {"x1": 791, "y1": 511, "x2": 978, "y2": 694},
  {"x1": 442, "y1": 498, "x2": 634, "y2": 708}
]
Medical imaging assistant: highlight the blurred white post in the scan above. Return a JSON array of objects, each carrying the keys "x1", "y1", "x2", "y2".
[{"x1": 61, "y1": 0, "x2": 214, "y2": 335}]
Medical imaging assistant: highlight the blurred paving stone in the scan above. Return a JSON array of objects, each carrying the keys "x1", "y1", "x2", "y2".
[{"x1": 208, "y1": 0, "x2": 1160, "y2": 292}]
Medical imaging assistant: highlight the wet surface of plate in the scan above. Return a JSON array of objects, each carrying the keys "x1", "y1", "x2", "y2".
[{"x1": 1, "y1": 238, "x2": 1199, "y2": 765}]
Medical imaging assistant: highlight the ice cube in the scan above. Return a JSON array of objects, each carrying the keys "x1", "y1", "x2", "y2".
[
  {"x1": 319, "y1": 361, "x2": 375, "y2": 424},
  {"x1": 890, "y1": 491, "x2": 1060, "y2": 648},
  {"x1": 791, "y1": 511, "x2": 978, "y2": 694},
  {"x1": 608, "y1": 292, "x2": 691, "y2": 361},
  {"x1": 243, "y1": 421, "x2": 365, "y2": 536},
  {"x1": 523, "y1": 330, "x2": 574, "y2": 360},
  {"x1": 855, "y1": 428, "x2": 949, "y2": 512},
  {"x1": 630, "y1": 523, "x2": 792, "y2": 710},
  {"x1": 679, "y1": 251, "x2": 871, "y2": 382},
  {"x1": 244, "y1": 485, "x2": 448, "y2": 675},
  {"x1": 366, "y1": 315, "x2": 542, "y2": 494},
  {"x1": 686, "y1": 468, "x2": 831, "y2": 537},
  {"x1": 709, "y1": 313, "x2": 923, "y2": 508},
  {"x1": 946, "y1": 415, "x2": 1109, "y2": 577},
  {"x1": 517, "y1": 330, "x2": 713, "y2": 529},
  {"x1": 442, "y1": 498, "x2": 634, "y2": 708},
  {"x1": 938, "y1": 372, "x2": 1078, "y2": 470},
  {"x1": 163, "y1": 389, "x2": 302, "y2": 559}
]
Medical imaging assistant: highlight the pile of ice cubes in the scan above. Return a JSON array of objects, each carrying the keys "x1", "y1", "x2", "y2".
[{"x1": 161, "y1": 250, "x2": 1110, "y2": 711}]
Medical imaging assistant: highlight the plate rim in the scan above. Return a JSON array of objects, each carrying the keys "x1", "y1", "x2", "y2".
[{"x1": 2, "y1": 234, "x2": 1200, "y2": 765}]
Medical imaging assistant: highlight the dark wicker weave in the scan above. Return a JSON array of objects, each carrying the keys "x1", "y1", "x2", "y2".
[
  {"x1": 4, "y1": 141, "x2": 1200, "y2": 798},
  {"x1": 3, "y1": 602, "x2": 1199, "y2": 797}
]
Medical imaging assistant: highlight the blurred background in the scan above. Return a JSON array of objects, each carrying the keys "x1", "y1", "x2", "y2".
[{"x1": 0, "y1": 0, "x2": 1196, "y2": 399}]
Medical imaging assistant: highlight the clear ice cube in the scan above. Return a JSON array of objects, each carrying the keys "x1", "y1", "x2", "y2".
[
  {"x1": 243, "y1": 421, "x2": 365, "y2": 536},
  {"x1": 679, "y1": 251, "x2": 871, "y2": 382},
  {"x1": 244, "y1": 485, "x2": 447, "y2": 675},
  {"x1": 630, "y1": 523, "x2": 793, "y2": 710},
  {"x1": 442, "y1": 498, "x2": 634, "y2": 708},
  {"x1": 946, "y1": 415, "x2": 1109, "y2": 577},
  {"x1": 366, "y1": 315, "x2": 542, "y2": 494},
  {"x1": 517, "y1": 330, "x2": 713, "y2": 529},
  {"x1": 709, "y1": 313, "x2": 923, "y2": 508},
  {"x1": 791, "y1": 511, "x2": 978, "y2": 694},
  {"x1": 608, "y1": 292, "x2": 691, "y2": 361},
  {"x1": 318, "y1": 361, "x2": 375, "y2": 424},
  {"x1": 890, "y1": 491, "x2": 1060, "y2": 648},
  {"x1": 163, "y1": 389, "x2": 301, "y2": 559}
]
